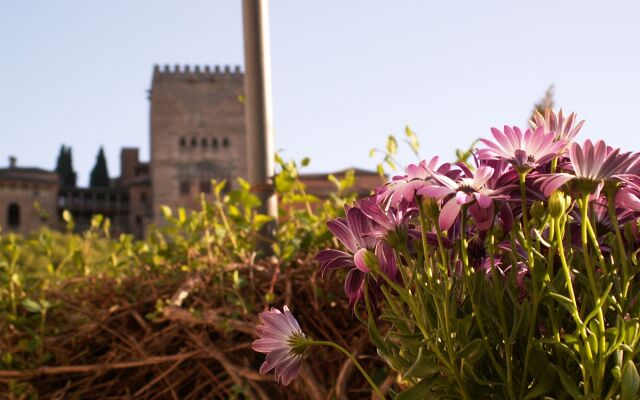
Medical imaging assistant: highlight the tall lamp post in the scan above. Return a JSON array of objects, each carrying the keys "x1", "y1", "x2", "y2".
[{"x1": 242, "y1": 0, "x2": 278, "y2": 255}]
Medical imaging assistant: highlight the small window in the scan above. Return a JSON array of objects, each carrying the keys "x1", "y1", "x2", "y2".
[
  {"x1": 7, "y1": 203, "x2": 20, "y2": 227},
  {"x1": 179, "y1": 137, "x2": 187, "y2": 147},
  {"x1": 135, "y1": 215, "x2": 142, "y2": 226},
  {"x1": 201, "y1": 137, "x2": 208, "y2": 147},
  {"x1": 191, "y1": 137, "x2": 197, "y2": 147},
  {"x1": 180, "y1": 181, "x2": 190, "y2": 195},
  {"x1": 222, "y1": 137, "x2": 230, "y2": 147},
  {"x1": 200, "y1": 181, "x2": 211, "y2": 194},
  {"x1": 212, "y1": 138, "x2": 219, "y2": 149},
  {"x1": 140, "y1": 192, "x2": 147, "y2": 205}
]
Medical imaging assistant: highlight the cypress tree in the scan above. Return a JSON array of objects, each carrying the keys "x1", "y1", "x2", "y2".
[
  {"x1": 55, "y1": 145, "x2": 77, "y2": 187},
  {"x1": 89, "y1": 147, "x2": 110, "y2": 188}
]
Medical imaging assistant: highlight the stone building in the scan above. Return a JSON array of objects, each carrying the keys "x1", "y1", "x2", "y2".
[
  {"x1": 150, "y1": 65, "x2": 247, "y2": 225},
  {"x1": 0, "y1": 157, "x2": 60, "y2": 235},
  {"x1": 116, "y1": 148, "x2": 152, "y2": 238},
  {"x1": 0, "y1": 65, "x2": 382, "y2": 237}
]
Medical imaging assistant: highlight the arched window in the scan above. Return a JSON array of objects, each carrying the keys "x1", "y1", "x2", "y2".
[
  {"x1": 191, "y1": 137, "x2": 197, "y2": 147},
  {"x1": 212, "y1": 138, "x2": 219, "y2": 149},
  {"x1": 179, "y1": 137, "x2": 187, "y2": 147},
  {"x1": 222, "y1": 137, "x2": 230, "y2": 148},
  {"x1": 201, "y1": 137, "x2": 208, "y2": 147},
  {"x1": 7, "y1": 203, "x2": 20, "y2": 227}
]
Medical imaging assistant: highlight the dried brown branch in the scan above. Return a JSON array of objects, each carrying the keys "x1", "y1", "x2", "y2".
[
  {"x1": 0, "y1": 351, "x2": 200, "y2": 380},
  {"x1": 1, "y1": 260, "x2": 389, "y2": 399}
]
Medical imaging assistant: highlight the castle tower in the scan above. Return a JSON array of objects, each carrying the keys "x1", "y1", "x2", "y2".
[{"x1": 149, "y1": 64, "x2": 248, "y2": 224}]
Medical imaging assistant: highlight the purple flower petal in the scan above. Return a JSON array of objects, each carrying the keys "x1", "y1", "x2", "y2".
[
  {"x1": 455, "y1": 191, "x2": 473, "y2": 205},
  {"x1": 252, "y1": 338, "x2": 290, "y2": 353},
  {"x1": 418, "y1": 185, "x2": 454, "y2": 199},
  {"x1": 538, "y1": 173, "x2": 574, "y2": 196},
  {"x1": 344, "y1": 269, "x2": 365, "y2": 298},
  {"x1": 327, "y1": 219, "x2": 358, "y2": 253},
  {"x1": 474, "y1": 192, "x2": 492, "y2": 208},
  {"x1": 439, "y1": 197, "x2": 461, "y2": 231}
]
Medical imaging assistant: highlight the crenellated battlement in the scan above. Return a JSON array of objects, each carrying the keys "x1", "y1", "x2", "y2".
[{"x1": 152, "y1": 64, "x2": 243, "y2": 82}]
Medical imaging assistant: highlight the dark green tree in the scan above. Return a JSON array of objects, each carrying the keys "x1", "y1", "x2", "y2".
[
  {"x1": 54, "y1": 145, "x2": 77, "y2": 187},
  {"x1": 89, "y1": 147, "x2": 110, "y2": 188}
]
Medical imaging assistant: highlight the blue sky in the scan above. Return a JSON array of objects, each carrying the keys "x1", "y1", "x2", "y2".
[{"x1": 1, "y1": 1, "x2": 639, "y2": 186}]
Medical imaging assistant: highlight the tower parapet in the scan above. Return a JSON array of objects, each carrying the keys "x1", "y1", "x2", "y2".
[{"x1": 152, "y1": 64, "x2": 243, "y2": 81}]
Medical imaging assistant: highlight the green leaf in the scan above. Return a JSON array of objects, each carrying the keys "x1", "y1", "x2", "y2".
[
  {"x1": 274, "y1": 152, "x2": 285, "y2": 166},
  {"x1": 237, "y1": 177, "x2": 251, "y2": 191},
  {"x1": 253, "y1": 214, "x2": 273, "y2": 229},
  {"x1": 62, "y1": 209, "x2": 73, "y2": 222},
  {"x1": 549, "y1": 291, "x2": 577, "y2": 314},
  {"x1": 368, "y1": 321, "x2": 389, "y2": 357},
  {"x1": 214, "y1": 180, "x2": 227, "y2": 196},
  {"x1": 39, "y1": 299, "x2": 51, "y2": 310},
  {"x1": 551, "y1": 365, "x2": 580, "y2": 399},
  {"x1": 404, "y1": 125, "x2": 420, "y2": 155},
  {"x1": 300, "y1": 157, "x2": 310, "y2": 167},
  {"x1": 529, "y1": 344, "x2": 550, "y2": 379},
  {"x1": 459, "y1": 338, "x2": 485, "y2": 366},
  {"x1": 523, "y1": 369, "x2": 555, "y2": 400},
  {"x1": 160, "y1": 205, "x2": 172, "y2": 219},
  {"x1": 386, "y1": 135, "x2": 398, "y2": 155},
  {"x1": 178, "y1": 208, "x2": 187, "y2": 224},
  {"x1": 22, "y1": 298, "x2": 41, "y2": 313},
  {"x1": 622, "y1": 360, "x2": 640, "y2": 400},
  {"x1": 395, "y1": 377, "x2": 436, "y2": 400}
]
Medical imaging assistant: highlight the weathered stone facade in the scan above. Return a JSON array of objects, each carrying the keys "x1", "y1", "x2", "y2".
[
  {"x1": 0, "y1": 160, "x2": 60, "y2": 235},
  {"x1": 150, "y1": 65, "x2": 247, "y2": 225},
  {"x1": 117, "y1": 148, "x2": 152, "y2": 238}
]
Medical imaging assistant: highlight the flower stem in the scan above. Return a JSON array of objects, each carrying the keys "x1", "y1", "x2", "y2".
[
  {"x1": 459, "y1": 205, "x2": 470, "y2": 277},
  {"x1": 417, "y1": 196, "x2": 435, "y2": 278},
  {"x1": 308, "y1": 340, "x2": 386, "y2": 399},
  {"x1": 580, "y1": 193, "x2": 606, "y2": 395},
  {"x1": 518, "y1": 171, "x2": 539, "y2": 398},
  {"x1": 488, "y1": 228, "x2": 517, "y2": 400},
  {"x1": 607, "y1": 191, "x2": 630, "y2": 303},
  {"x1": 555, "y1": 216, "x2": 594, "y2": 370}
]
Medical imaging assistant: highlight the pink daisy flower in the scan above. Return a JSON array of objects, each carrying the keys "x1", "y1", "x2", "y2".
[
  {"x1": 252, "y1": 306, "x2": 307, "y2": 386},
  {"x1": 478, "y1": 126, "x2": 566, "y2": 172},
  {"x1": 530, "y1": 108, "x2": 585, "y2": 142},
  {"x1": 377, "y1": 156, "x2": 450, "y2": 207},
  {"x1": 538, "y1": 140, "x2": 637, "y2": 196},
  {"x1": 418, "y1": 165, "x2": 500, "y2": 231},
  {"x1": 316, "y1": 205, "x2": 399, "y2": 306}
]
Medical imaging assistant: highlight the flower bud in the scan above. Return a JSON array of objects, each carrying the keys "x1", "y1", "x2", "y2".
[
  {"x1": 364, "y1": 249, "x2": 379, "y2": 272},
  {"x1": 354, "y1": 248, "x2": 372, "y2": 273},
  {"x1": 530, "y1": 201, "x2": 545, "y2": 220},
  {"x1": 548, "y1": 191, "x2": 571, "y2": 219}
]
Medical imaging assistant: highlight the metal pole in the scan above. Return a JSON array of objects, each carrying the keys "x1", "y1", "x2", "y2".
[{"x1": 242, "y1": 0, "x2": 277, "y2": 255}]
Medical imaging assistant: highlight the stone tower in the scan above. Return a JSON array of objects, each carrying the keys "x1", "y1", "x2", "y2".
[{"x1": 150, "y1": 65, "x2": 248, "y2": 224}]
